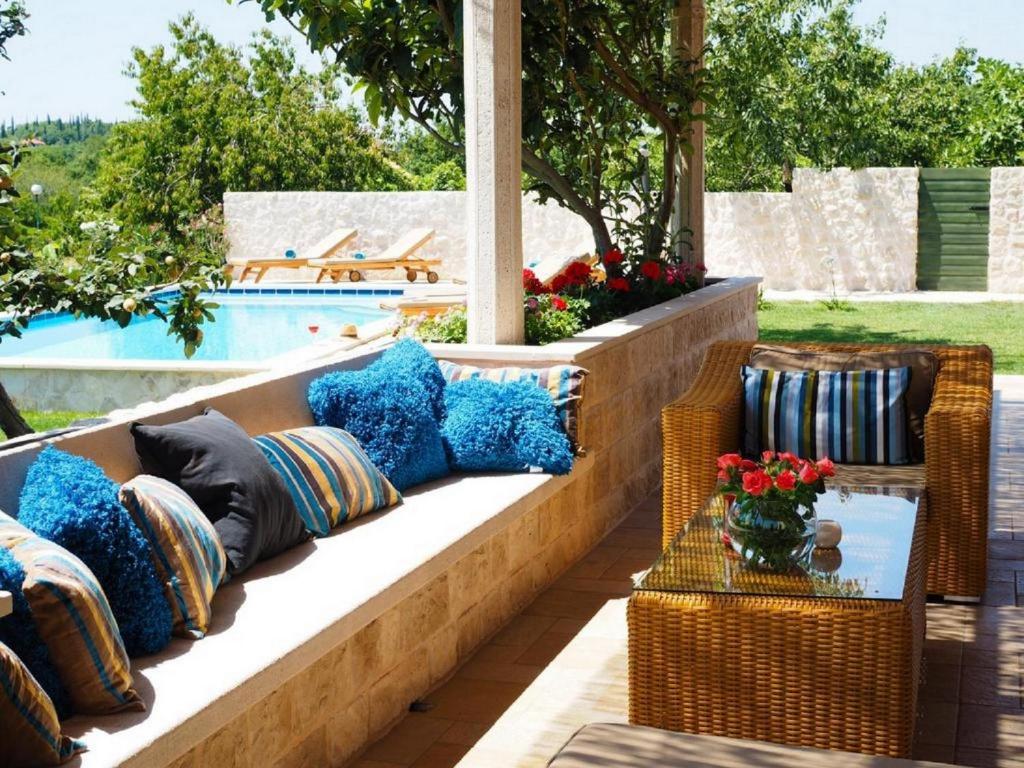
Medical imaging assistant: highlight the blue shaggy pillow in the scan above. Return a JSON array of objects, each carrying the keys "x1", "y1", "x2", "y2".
[
  {"x1": 18, "y1": 447, "x2": 172, "y2": 657},
  {"x1": 308, "y1": 341, "x2": 449, "y2": 492},
  {"x1": 442, "y1": 379, "x2": 574, "y2": 475},
  {"x1": 0, "y1": 548, "x2": 70, "y2": 717}
]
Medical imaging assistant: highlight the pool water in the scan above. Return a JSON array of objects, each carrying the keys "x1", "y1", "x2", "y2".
[{"x1": 0, "y1": 292, "x2": 394, "y2": 362}]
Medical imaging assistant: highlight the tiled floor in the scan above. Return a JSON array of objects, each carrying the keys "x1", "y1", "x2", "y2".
[{"x1": 350, "y1": 377, "x2": 1024, "y2": 768}]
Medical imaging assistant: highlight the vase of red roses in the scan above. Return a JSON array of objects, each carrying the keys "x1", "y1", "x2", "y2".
[{"x1": 717, "y1": 451, "x2": 836, "y2": 572}]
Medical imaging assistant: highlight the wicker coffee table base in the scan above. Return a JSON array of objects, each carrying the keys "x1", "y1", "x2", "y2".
[{"x1": 627, "y1": 503, "x2": 928, "y2": 758}]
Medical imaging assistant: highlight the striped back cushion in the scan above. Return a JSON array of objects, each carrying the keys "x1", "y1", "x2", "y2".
[
  {"x1": 0, "y1": 512, "x2": 142, "y2": 715},
  {"x1": 119, "y1": 476, "x2": 227, "y2": 640},
  {"x1": 741, "y1": 366, "x2": 911, "y2": 465},
  {"x1": 253, "y1": 427, "x2": 401, "y2": 537},
  {"x1": 0, "y1": 641, "x2": 84, "y2": 767},
  {"x1": 438, "y1": 361, "x2": 588, "y2": 451}
]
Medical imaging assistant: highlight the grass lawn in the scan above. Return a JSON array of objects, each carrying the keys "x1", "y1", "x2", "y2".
[
  {"x1": 758, "y1": 301, "x2": 1024, "y2": 374},
  {"x1": 23, "y1": 410, "x2": 102, "y2": 432}
]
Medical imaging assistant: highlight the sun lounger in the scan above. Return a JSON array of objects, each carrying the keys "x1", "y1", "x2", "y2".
[
  {"x1": 529, "y1": 248, "x2": 598, "y2": 286},
  {"x1": 310, "y1": 228, "x2": 439, "y2": 284},
  {"x1": 379, "y1": 293, "x2": 467, "y2": 317},
  {"x1": 227, "y1": 227, "x2": 358, "y2": 283}
]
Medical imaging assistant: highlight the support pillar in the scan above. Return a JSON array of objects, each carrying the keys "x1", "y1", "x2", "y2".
[
  {"x1": 464, "y1": 0, "x2": 525, "y2": 344},
  {"x1": 672, "y1": 0, "x2": 706, "y2": 270}
]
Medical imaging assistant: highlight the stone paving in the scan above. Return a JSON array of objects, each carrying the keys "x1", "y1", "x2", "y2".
[{"x1": 348, "y1": 376, "x2": 1024, "y2": 768}]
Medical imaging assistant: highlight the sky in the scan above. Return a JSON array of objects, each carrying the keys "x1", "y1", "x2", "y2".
[{"x1": 1, "y1": 0, "x2": 1023, "y2": 124}]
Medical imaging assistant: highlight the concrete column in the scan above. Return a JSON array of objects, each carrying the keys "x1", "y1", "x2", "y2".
[
  {"x1": 464, "y1": 0, "x2": 525, "y2": 344},
  {"x1": 672, "y1": 0, "x2": 706, "y2": 270}
]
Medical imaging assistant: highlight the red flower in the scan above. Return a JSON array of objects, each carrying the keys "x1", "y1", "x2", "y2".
[
  {"x1": 742, "y1": 469, "x2": 772, "y2": 496},
  {"x1": 815, "y1": 457, "x2": 836, "y2": 477},
  {"x1": 550, "y1": 274, "x2": 569, "y2": 293},
  {"x1": 717, "y1": 469, "x2": 731, "y2": 482},
  {"x1": 523, "y1": 268, "x2": 549, "y2": 295},
  {"x1": 761, "y1": 450, "x2": 776, "y2": 463},
  {"x1": 641, "y1": 260, "x2": 662, "y2": 281},
  {"x1": 607, "y1": 277, "x2": 630, "y2": 292},
  {"x1": 565, "y1": 261, "x2": 592, "y2": 285},
  {"x1": 775, "y1": 469, "x2": 797, "y2": 491},
  {"x1": 717, "y1": 453, "x2": 742, "y2": 470},
  {"x1": 551, "y1": 296, "x2": 568, "y2": 311},
  {"x1": 739, "y1": 459, "x2": 757, "y2": 472},
  {"x1": 778, "y1": 451, "x2": 801, "y2": 468},
  {"x1": 798, "y1": 462, "x2": 819, "y2": 485},
  {"x1": 603, "y1": 247, "x2": 624, "y2": 265}
]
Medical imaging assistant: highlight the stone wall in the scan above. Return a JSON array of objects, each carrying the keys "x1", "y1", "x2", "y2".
[
  {"x1": 989, "y1": 168, "x2": 1024, "y2": 293},
  {"x1": 223, "y1": 191, "x2": 594, "y2": 281},
  {"x1": 705, "y1": 167, "x2": 920, "y2": 292}
]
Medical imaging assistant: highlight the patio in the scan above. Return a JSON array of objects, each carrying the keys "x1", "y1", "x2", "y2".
[{"x1": 350, "y1": 376, "x2": 1024, "y2": 768}]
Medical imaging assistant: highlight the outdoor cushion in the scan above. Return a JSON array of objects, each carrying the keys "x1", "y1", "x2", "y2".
[
  {"x1": 18, "y1": 447, "x2": 172, "y2": 657},
  {"x1": 438, "y1": 360, "x2": 588, "y2": 452},
  {"x1": 750, "y1": 345, "x2": 937, "y2": 461},
  {"x1": 741, "y1": 365, "x2": 912, "y2": 465},
  {"x1": 442, "y1": 379, "x2": 574, "y2": 475},
  {"x1": 119, "y1": 475, "x2": 228, "y2": 640},
  {"x1": 308, "y1": 341, "x2": 449, "y2": 491},
  {"x1": 0, "y1": 641, "x2": 85, "y2": 767},
  {"x1": 131, "y1": 408, "x2": 309, "y2": 576},
  {"x1": 0, "y1": 548, "x2": 69, "y2": 715},
  {"x1": 0, "y1": 511, "x2": 143, "y2": 715},
  {"x1": 253, "y1": 426, "x2": 401, "y2": 537}
]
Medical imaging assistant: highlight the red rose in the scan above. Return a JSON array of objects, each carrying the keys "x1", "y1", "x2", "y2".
[
  {"x1": 641, "y1": 260, "x2": 662, "y2": 281},
  {"x1": 761, "y1": 450, "x2": 776, "y2": 463},
  {"x1": 717, "y1": 469, "x2": 730, "y2": 482},
  {"x1": 742, "y1": 469, "x2": 772, "y2": 496},
  {"x1": 603, "y1": 247, "x2": 624, "y2": 265},
  {"x1": 778, "y1": 451, "x2": 801, "y2": 468},
  {"x1": 551, "y1": 296, "x2": 568, "y2": 311},
  {"x1": 717, "y1": 453, "x2": 743, "y2": 470},
  {"x1": 775, "y1": 469, "x2": 797, "y2": 491},
  {"x1": 815, "y1": 457, "x2": 836, "y2": 477},
  {"x1": 739, "y1": 459, "x2": 757, "y2": 472},
  {"x1": 798, "y1": 462, "x2": 819, "y2": 485},
  {"x1": 608, "y1": 277, "x2": 630, "y2": 292}
]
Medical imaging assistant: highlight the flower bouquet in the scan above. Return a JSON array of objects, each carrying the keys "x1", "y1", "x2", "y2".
[{"x1": 717, "y1": 451, "x2": 836, "y2": 572}]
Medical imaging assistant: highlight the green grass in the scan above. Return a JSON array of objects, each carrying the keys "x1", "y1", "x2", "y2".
[
  {"x1": 758, "y1": 301, "x2": 1024, "y2": 373},
  {"x1": 23, "y1": 410, "x2": 102, "y2": 432}
]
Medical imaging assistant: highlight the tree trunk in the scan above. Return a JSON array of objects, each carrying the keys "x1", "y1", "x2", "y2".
[{"x1": 0, "y1": 380, "x2": 32, "y2": 439}]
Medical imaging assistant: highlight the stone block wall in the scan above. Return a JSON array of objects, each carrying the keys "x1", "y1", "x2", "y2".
[
  {"x1": 152, "y1": 277, "x2": 760, "y2": 768},
  {"x1": 989, "y1": 168, "x2": 1024, "y2": 293},
  {"x1": 223, "y1": 191, "x2": 594, "y2": 281},
  {"x1": 705, "y1": 167, "x2": 920, "y2": 292}
]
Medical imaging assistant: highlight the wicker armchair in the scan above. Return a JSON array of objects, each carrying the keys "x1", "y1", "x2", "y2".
[{"x1": 662, "y1": 340, "x2": 993, "y2": 599}]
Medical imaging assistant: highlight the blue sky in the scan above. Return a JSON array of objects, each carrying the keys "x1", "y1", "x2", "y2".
[{"x1": 1, "y1": 0, "x2": 1022, "y2": 123}]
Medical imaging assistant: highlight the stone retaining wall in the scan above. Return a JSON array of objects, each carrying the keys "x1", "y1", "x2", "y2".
[{"x1": 989, "y1": 168, "x2": 1024, "y2": 293}]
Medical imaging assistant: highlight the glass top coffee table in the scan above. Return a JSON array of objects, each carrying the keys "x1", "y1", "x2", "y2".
[{"x1": 627, "y1": 486, "x2": 927, "y2": 758}]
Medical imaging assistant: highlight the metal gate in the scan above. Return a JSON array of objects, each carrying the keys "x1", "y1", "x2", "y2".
[{"x1": 916, "y1": 168, "x2": 990, "y2": 291}]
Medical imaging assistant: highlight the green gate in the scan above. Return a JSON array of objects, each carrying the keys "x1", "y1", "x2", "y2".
[{"x1": 917, "y1": 168, "x2": 990, "y2": 291}]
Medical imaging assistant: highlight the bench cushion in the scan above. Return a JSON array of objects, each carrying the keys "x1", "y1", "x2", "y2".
[{"x1": 547, "y1": 723, "x2": 946, "y2": 767}]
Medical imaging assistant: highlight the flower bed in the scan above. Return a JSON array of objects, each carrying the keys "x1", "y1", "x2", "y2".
[{"x1": 408, "y1": 247, "x2": 707, "y2": 345}]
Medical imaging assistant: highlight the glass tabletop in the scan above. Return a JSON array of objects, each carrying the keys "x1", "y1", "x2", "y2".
[{"x1": 637, "y1": 486, "x2": 921, "y2": 601}]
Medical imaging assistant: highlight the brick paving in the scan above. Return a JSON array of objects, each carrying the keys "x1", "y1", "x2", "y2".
[{"x1": 350, "y1": 376, "x2": 1024, "y2": 768}]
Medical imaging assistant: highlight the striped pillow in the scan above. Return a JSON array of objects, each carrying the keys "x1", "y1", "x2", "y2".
[
  {"x1": 438, "y1": 361, "x2": 588, "y2": 451},
  {"x1": 0, "y1": 641, "x2": 84, "y2": 767},
  {"x1": 119, "y1": 476, "x2": 228, "y2": 640},
  {"x1": 741, "y1": 366, "x2": 911, "y2": 465},
  {"x1": 253, "y1": 427, "x2": 401, "y2": 537},
  {"x1": 0, "y1": 511, "x2": 142, "y2": 715}
]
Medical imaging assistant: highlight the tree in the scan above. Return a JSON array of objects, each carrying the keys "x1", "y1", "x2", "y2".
[
  {"x1": 243, "y1": 0, "x2": 705, "y2": 259},
  {"x1": 93, "y1": 17, "x2": 415, "y2": 236},
  {"x1": 0, "y1": 0, "x2": 26, "y2": 62}
]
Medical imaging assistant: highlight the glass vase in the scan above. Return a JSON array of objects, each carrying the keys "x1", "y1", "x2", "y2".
[{"x1": 725, "y1": 496, "x2": 817, "y2": 572}]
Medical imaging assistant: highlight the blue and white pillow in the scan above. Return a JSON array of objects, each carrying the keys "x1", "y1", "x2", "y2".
[{"x1": 741, "y1": 366, "x2": 911, "y2": 465}]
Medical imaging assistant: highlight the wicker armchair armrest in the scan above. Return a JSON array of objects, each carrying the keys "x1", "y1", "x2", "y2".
[
  {"x1": 923, "y1": 345, "x2": 993, "y2": 597},
  {"x1": 662, "y1": 341, "x2": 754, "y2": 547}
]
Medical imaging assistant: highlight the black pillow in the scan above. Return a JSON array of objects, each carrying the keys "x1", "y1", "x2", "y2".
[{"x1": 130, "y1": 408, "x2": 308, "y2": 575}]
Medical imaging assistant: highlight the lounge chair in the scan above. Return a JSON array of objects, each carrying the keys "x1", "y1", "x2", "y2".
[
  {"x1": 379, "y1": 293, "x2": 467, "y2": 317},
  {"x1": 227, "y1": 227, "x2": 358, "y2": 283},
  {"x1": 529, "y1": 248, "x2": 598, "y2": 286},
  {"x1": 310, "y1": 228, "x2": 439, "y2": 284}
]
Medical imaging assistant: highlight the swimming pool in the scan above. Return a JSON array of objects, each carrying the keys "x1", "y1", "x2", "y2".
[{"x1": 0, "y1": 289, "x2": 397, "y2": 363}]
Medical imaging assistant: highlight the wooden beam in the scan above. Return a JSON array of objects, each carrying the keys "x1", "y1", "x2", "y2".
[{"x1": 671, "y1": 0, "x2": 706, "y2": 271}]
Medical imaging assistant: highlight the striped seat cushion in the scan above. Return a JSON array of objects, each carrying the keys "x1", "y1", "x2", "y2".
[
  {"x1": 438, "y1": 361, "x2": 588, "y2": 451},
  {"x1": 253, "y1": 427, "x2": 401, "y2": 537},
  {"x1": 0, "y1": 511, "x2": 142, "y2": 715},
  {"x1": 741, "y1": 366, "x2": 912, "y2": 465},
  {"x1": 119, "y1": 476, "x2": 228, "y2": 640},
  {"x1": 0, "y1": 641, "x2": 84, "y2": 767}
]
